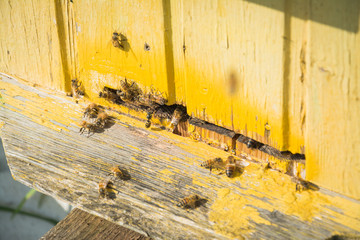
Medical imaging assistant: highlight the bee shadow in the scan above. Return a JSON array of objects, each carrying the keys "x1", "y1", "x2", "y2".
[
  {"x1": 119, "y1": 33, "x2": 130, "y2": 52},
  {"x1": 106, "y1": 191, "x2": 117, "y2": 200},
  {"x1": 103, "y1": 117, "x2": 116, "y2": 129},
  {"x1": 119, "y1": 168, "x2": 131, "y2": 181},
  {"x1": 233, "y1": 168, "x2": 245, "y2": 178},
  {"x1": 196, "y1": 198, "x2": 208, "y2": 208},
  {"x1": 150, "y1": 127, "x2": 164, "y2": 131}
]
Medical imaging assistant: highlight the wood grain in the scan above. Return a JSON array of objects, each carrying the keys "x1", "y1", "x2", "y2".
[
  {"x1": 1, "y1": 75, "x2": 360, "y2": 239},
  {"x1": 41, "y1": 208, "x2": 151, "y2": 240}
]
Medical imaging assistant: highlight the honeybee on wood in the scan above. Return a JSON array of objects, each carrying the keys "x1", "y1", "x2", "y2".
[
  {"x1": 202, "y1": 156, "x2": 249, "y2": 178},
  {"x1": 98, "y1": 178, "x2": 113, "y2": 198},
  {"x1": 200, "y1": 157, "x2": 223, "y2": 173},
  {"x1": 225, "y1": 156, "x2": 236, "y2": 178},
  {"x1": 294, "y1": 178, "x2": 320, "y2": 192},
  {"x1": 99, "y1": 87, "x2": 122, "y2": 104},
  {"x1": 111, "y1": 32, "x2": 125, "y2": 50},
  {"x1": 117, "y1": 78, "x2": 142, "y2": 102},
  {"x1": 95, "y1": 111, "x2": 109, "y2": 128},
  {"x1": 79, "y1": 120, "x2": 97, "y2": 137},
  {"x1": 110, "y1": 166, "x2": 125, "y2": 179},
  {"x1": 70, "y1": 79, "x2": 84, "y2": 98},
  {"x1": 145, "y1": 111, "x2": 153, "y2": 128},
  {"x1": 83, "y1": 103, "x2": 99, "y2": 118},
  {"x1": 177, "y1": 194, "x2": 200, "y2": 209},
  {"x1": 139, "y1": 86, "x2": 167, "y2": 107},
  {"x1": 189, "y1": 131, "x2": 201, "y2": 141},
  {"x1": 170, "y1": 106, "x2": 187, "y2": 132}
]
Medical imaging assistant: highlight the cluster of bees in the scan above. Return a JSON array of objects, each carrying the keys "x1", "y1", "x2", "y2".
[
  {"x1": 98, "y1": 78, "x2": 188, "y2": 133},
  {"x1": 98, "y1": 166, "x2": 127, "y2": 199},
  {"x1": 79, "y1": 103, "x2": 110, "y2": 137}
]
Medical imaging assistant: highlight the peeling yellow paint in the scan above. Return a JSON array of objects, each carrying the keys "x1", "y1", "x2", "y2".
[
  {"x1": 138, "y1": 192, "x2": 152, "y2": 202},
  {"x1": 127, "y1": 145, "x2": 141, "y2": 151},
  {"x1": 147, "y1": 134, "x2": 158, "y2": 139},
  {"x1": 210, "y1": 188, "x2": 270, "y2": 238},
  {"x1": 158, "y1": 169, "x2": 175, "y2": 184}
]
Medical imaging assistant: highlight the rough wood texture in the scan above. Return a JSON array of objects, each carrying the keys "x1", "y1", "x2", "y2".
[
  {"x1": 1, "y1": 0, "x2": 360, "y2": 199},
  {"x1": 41, "y1": 208, "x2": 151, "y2": 240},
  {"x1": 1, "y1": 75, "x2": 360, "y2": 239}
]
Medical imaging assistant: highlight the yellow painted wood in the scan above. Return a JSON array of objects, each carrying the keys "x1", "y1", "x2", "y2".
[
  {"x1": 72, "y1": 0, "x2": 176, "y2": 104},
  {"x1": 0, "y1": 0, "x2": 360, "y2": 200},
  {"x1": 0, "y1": 0, "x2": 69, "y2": 90},
  {"x1": 2, "y1": 74, "x2": 360, "y2": 239},
  {"x1": 176, "y1": 1, "x2": 290, "y2": 152},
  {"x1": 305, "y1": 0, "x2": 360, "y2": 199}
]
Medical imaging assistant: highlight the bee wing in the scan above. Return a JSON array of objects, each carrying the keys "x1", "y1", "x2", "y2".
[
  {"x1": 212, "y1": 161, "x2": 226, "y2": 169},
  {"x1": 235, "y1": 159, "x2": 250, "y2": 168}
]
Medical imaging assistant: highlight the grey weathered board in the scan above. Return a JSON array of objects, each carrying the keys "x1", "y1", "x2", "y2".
[
  {"x1": 1, "y1": 74, "x2": 360, "y2": 240},
  {"x1": 41, "y1": 208, "x2": 151, "y2": 240}
]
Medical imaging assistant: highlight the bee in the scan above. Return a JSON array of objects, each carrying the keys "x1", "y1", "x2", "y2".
[
  {"x1": 98, "y1": 178, "x2": 113, "y2": 198},
  {"x1": 206, "y1": 156, "x2": 249, "y2": 178},
  {"x1": 225, "y1": 156, "x2": 236, "y2": 178},
  {"x1": 99, "y1": 87, "x2": 121, "y2": 104},
  {"x1": 170, "y1": 106, "x2": 187, "y2": 132},
  {"x1": 83, "y1": 103, "x2": 99, "y2": 118},
  {"x1": 246, "y1": 139, "x2": 264, "y2": 149},
  {"x1": 200, "y1": 157, "x2": 223, "y2": 172},
  {"x1": 294, "y1": 178, "x2": 320, "y2": 192},
  {"x1": 145, "y1": 111, "x2": 153, "y2": 128},
  {"x1": 189, "y1": 131, "x2": 201, "y2": 141},
  {"x1": 95, "y1": 111, "x2": 109, "y2": 128},
  {"x1": 111, "y1": 32, "x2": 125, "y2": 50},
  {"x1": 221, "y1": 143, "x2": 229, "y2": 151},
  {"x1": 117, "y1": 78, "x2": 141, "y2": 102},
  {"x1": 177, "y1": 194, "x2": 200, "y2": 209},
  {"x1": 139, "y1": 86, "x2": 167, "y2": 105},
  {"x1": 79, "y1": 120, "x2": 97, "y2": 137},
  {"x1": 110, "y1": 166, "x2": 125, "y2": 179},
  {"x1": 70, "y1": 79, "x2": 84, "y2": 98}
]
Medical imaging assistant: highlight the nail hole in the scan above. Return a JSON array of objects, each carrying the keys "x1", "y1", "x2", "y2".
[{"x1": 144, "y1": 42, "x2": 150, "y2": 51}]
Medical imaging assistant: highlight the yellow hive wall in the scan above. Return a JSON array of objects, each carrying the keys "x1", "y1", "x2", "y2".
[{"x1": 0, "y1": 0, "x2": 359, "y2": 199}]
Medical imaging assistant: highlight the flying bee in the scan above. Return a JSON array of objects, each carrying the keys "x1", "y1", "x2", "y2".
[
  {"x1": 170, "y1": 106, "x2": 187, "y2": 132},
  {"x1": 111, "y1": 32, "x2": 125, "y2": 50},
  {"x1": 177, "y1": 194, "x2": 200, "y2": 209},
  {"x1": 109, "y1": 166, "x2": 125, "y2": 180},
  {"x1": 145, "y1": 111, "x2": 153, "y2": 128},
  {"x1": 200, "y1": 157, "x2": 223, "y2": 173},
  {"x1": 79, "y1": 120, "x2": 97, "y2": 137},
  {"x1": 70, "y1": 79, "x2": 84, "y2": 98},
  {"x1": 95, "y1": 111, "x2": 109, "y2": 128},
  {"x1": 98, "y1": 178, "x2": 113, "y2": 198},
  {"x1": 83, "y1": 103, "x2": 99, "y2": 118}
]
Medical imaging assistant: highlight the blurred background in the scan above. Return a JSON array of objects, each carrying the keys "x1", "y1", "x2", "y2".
[{"x1": 0, "y1": 138, "x2": 72, "y2": 240}]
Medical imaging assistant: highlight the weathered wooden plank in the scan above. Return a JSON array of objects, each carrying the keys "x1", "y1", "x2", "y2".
[
  {"x1": 305, "y1": 1, "x2": 360, "y2": 199},
  {"x1": 0, "y1": 0, "x2": 67, "y2": 90},
  {"x1": 41, "y1": 208, "x2": 151, "y2": 240},
  {"x1": 1, "y1": 74, "x2": 360, "y2": 239}
]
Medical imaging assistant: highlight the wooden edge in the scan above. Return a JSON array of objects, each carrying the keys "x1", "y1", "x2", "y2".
[{"x1": 40, "y1": 208, "x2": 151, "y2": 240}]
